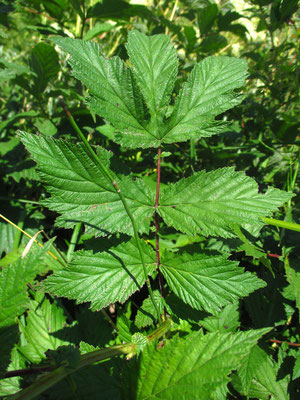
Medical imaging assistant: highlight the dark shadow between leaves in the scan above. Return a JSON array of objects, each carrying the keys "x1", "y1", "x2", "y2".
[
  {"x1": 50, "y1": 305, "x2": 113, "y2": 348},
  {"x1": 0, "y1": 324, "x2": 19, "y2": 377},
  {"x1": 61, "y1": 220, "x2": 112, "y2": 238}
]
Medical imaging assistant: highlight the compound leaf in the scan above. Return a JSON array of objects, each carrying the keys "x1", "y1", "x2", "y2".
[
  {"x1": 159, "y1": 167, "x2": 292, "y2": 238},
  {"x1": 53, "y1": 34, "x2": 248, "y2": 149},
  {"x1": 44, "y1": 239, "x2": 156, "y2": 310},
  {"x1": 19, "y1": 132, "x2": 154, "y2": 236},
  {"x1": 122, "y1": 329, "x2": 269, "y2": 399},
  {"x1": 160, "y1": 251, "x2": 265, "y2": 315},
  {"x1": 160, "y1": 56, "x2": 248, "y2": 144}
]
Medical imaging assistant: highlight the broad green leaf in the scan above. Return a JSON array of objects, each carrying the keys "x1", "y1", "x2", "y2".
[
  {"x1": 19, "y1": 132, "x2": 154, "y2": 236},
  {"x1": 122, "y1": 329, "x2": 269, "y2": 399},
  {"x1": 117, "y1": 303, "x2": 136, "y2": 343},
  {"x1": 83, "y1": 22, "x2": 114, "y2": 41},
  {"x1": 0, "y1": 221, "x2": 14, "y2": 257},
  {"x1": 199, "y1": 34, "x2": 228, "y2": 54},
  {"x1": 44, "y1": 239, "x2": 156, "y2": 311},
  {"x1": 159, "y1": 167, "x2": 292, "y2": 238},
  {"x1": 0, "y1": 347, "x2": 25, "y2": 395},
  {"x1": 135, "y1": 290, "x2": 167, "y2": 329},
  {"x1": 159, "y1": 56, "x2": 247, "y2": 145},
  {"x1": 234, "y1": 348, "x2": 289, "y2": 400},
  {"x1": 237, "y1": 345, "x2": 268, "y2": 395},
  {"x1": 293, "y1": 352, "x2": 300, "y2": 380},
  {"x1": 231, "y1": 374, "x2": 272, "y2": 400},
  {"x1": 160, "y1": 251, "x2": 265, "y2": 314},
  {"x1": 284, "y1": 257, "x2": 300, "y2": 313},
  {"x1": 126, "y1": 30, "x2": 178, "y2": 123},
  {"x1": 19, "y1": 292, "x2": 74, "y2": 363},
  {"x1": 0, "y1": 239, "x2": 55, "y2": 328},
  {"x1": 80, "y1": 341, "x2": 99, "y2": 354},
  {"x1": 52, "y1": 37, "x2": 152, "y2": 146},
  {"x1": 0, "y1": 248, "x2": 23, "y2": 268},
  {"x1": 198, "y1": 3, "x2": 218, "y2": 35},
  {"x1": 201, "y1": 303, "x2": 240, "y2": 332},
  {"x1": 54, "y1": 34, "x2": 248, "y2": 149},
  {"x1": 30, "y1": 43, "x2": 59, "y2": 95}
]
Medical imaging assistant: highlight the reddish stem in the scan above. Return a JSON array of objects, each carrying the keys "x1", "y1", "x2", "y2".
[
  {"x1": 267, "y1": 253, "x2": 281, "y2": 258},
  {"x1": 24, "y1": 7, "x2": 55, "y2": 21},
  {"x1": 155, "y1": 147, "x2": 165, "y2": 299},
  {"x1": 155, "y1": 147, "x2": 162, "y2": 209},
  {"x1": 270, "y1": 339, "x2": 300, "y2": 347}
]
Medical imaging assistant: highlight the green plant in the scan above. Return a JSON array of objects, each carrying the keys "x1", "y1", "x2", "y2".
[{"x1": 1, "y1": 28, "x2": 298, "y2": 399}]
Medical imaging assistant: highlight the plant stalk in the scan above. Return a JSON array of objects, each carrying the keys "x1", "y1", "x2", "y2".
[
  {"x1": 263, "y1": 217, "x2": 300, "y2": 232},
  {"x1": 59, "y1": 97, "x2": 160, "y2": 323},
  {"x1": 12, "y1": 209, "x2": 26, "y2": 250},
  {"x1": 66, "y1": 222, "x2": 82, "y2": 263},
  {"x1": 6, "y1": 319, "x2": 173, "y2": 400},
  {"x1": 155, "y1": 147, "x2": 165, "y2": 300}
]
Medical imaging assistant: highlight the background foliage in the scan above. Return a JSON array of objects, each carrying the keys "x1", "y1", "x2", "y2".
[{"x1": 0, "y1": 0, "x2": 299, "y2": 399}]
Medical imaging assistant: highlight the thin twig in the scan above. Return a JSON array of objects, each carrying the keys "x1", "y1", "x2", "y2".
[
  {"x1": 155, "y1": 147, "x2": 165, "y2": 300},
  {"x1": 24, "y1": 7, "x2": 55, "y2": 22},
  {"x1": 66, "y1": 223, "x2": 82, "y2": 263},
  {"x1": 270, "y1": 339, "x2": 300, "y2": 347}
]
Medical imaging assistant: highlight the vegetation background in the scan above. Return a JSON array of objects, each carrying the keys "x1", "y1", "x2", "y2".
[{"x1": 0, "y1": 0, "x2": 299, "y2": 399}]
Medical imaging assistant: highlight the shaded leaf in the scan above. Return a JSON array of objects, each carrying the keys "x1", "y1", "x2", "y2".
[
  {"x1": 19, "y1": 292, "x2": 74, "y2": 363},
  {"x1": 44, "y1": 239, "x2": 156, "y2": 311},
  {"x1": 293, "y1": 352, "x2": 300, "y2": 380},
  {"x1": 87, "y1": 0, "x2": 152, "y2": 21},
  {"x1": 135, "y1": 291, "x2": 167, "y2": 329},
  {"x1": 234, "y1": 348, "x2": 289, "y2": 400},
  {"x1": 237, "y1": 345, "x2": 268, "y2": 395},
  {"x1": 30, "y1": 43, "x2": 59, "y2": 94},
  {"x1": 0, "y1": 325, "x2": 18, "y2": 377},
  {"x1": 46, "y1": 360, "x2": 121, "y2": 400},
  {"x1": 0, "y1": 239, "x2": 55, "y2": 328},
  {"x1": 201, "y1": 303, "x2": 240, "y2": 332},
  {"x1": 198, "y1": 3, "x2": 218, "y2": 35},
  {"x1": 0, "y1": 347, "x2": 26, "y2": 395}
]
